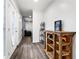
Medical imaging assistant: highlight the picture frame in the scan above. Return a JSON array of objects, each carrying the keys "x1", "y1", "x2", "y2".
[{"x1": 54, "y1": 20, "x2": 62, "y2": 31}]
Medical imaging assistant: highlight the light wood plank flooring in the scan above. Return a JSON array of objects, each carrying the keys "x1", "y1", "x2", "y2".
[{"x1": 10, "y1": 37, "x2": 48, "y2": 59}]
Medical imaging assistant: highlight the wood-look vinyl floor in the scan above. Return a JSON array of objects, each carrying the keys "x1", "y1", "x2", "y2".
[{"x1": 10, "y1": 37, "x2": 48, "y2": 59}]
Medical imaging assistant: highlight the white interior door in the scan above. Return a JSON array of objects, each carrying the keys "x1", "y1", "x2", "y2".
[
  {"x1": 6, "y1": 1, "x2": 18, "y2": 58},
  {"x1": 9, "y1": 2, "x2": 16, "y2": 46},
  {"x1": 6, "y1": 1, "x2": 13, "y2": 58},
  {"x1": 5, "y1": 0, "x2": 22, "y2": 59}
]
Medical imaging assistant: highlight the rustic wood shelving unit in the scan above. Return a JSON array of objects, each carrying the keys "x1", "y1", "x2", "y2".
[
  {"x1": 44, "y1": 31, "x2": 75, "y2": 59},
  {"x1": 44, "y1": 31, "x2": 55, "y2": 59}
]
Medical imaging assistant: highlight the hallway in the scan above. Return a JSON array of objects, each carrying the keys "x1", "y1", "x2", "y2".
[
  {"x1": 10, "y1": 37, "x2": 47, "y2": 59},
  {"x1": 4, "y1": 0, "x2": 76, "y2": 59}
]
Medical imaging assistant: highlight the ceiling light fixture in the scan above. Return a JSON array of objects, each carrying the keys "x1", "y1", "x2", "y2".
[
  {"x1": 29, "y1": 16, "x2": 32, "y2": 18},
  {"x1": 34, "y1": 0, "x2": 39, "y2": 2}
]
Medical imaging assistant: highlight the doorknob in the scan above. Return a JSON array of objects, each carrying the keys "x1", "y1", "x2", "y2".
[
  {"x1": 8, "y1": 28, "x2": 10, "y2": 31},
  {"x1": 16, "y1": 31, "x2": 17, "y2": 32}
]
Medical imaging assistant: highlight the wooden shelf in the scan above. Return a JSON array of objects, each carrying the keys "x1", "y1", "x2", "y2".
[
  {"x1": 47, "y1": 43, "x2": 54, "y2": 49},
  {"x1": 47, "y1": 38, "x2": 54, "y2": 42},
  {"x1": 56, "y1": 42, "x2": 70, "y2": 46},
  {"x1": 44, "y1": 31, "x2": 75, "y2": 59},
  {"x1": 44, "y1": 31, "x2": 55, "y2": 59},
  {"x1": 56, "y1": 50, "x2": 70, "y2": 56},
  {"x1": 44, "y1": 49, "x2": 54, "y2": 59}
]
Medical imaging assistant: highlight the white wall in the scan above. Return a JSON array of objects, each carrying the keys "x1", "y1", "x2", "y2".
[
  {"x1": 0, "y1": 0, "x2": 4, "y2": 59},
  {"x1": 33, "y1": 10, "x2": 44, "y2": 43},
  {"x1": 44, "y1": 0, "x2": 76, "y2": 31},
  {"x1": 4, "y1": 0, "x2": 22, "y2": 59}
]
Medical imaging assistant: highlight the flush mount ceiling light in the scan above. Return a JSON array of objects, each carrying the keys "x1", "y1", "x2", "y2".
[
  {"x1": 34, "y1": 0, "x2": 39, "y2": 2},
  {"x1": 29, "y1": 16, "x2": 32, "y2": 18}
]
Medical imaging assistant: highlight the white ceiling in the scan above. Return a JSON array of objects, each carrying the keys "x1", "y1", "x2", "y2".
[{"x1": 14, "y1": 0, "x2": 54, "y2": 16}]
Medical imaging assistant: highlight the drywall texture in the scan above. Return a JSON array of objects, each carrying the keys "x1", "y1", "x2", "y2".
[
  {"x1": 44, "y1": 0, "x2": 76, "y2": 31},
  {"x1": 4, "y1": 0, "x2": 22, "y2": 59},
  {"x1": 33, "y1": 10, "x2": 44, "y2": 43}
]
